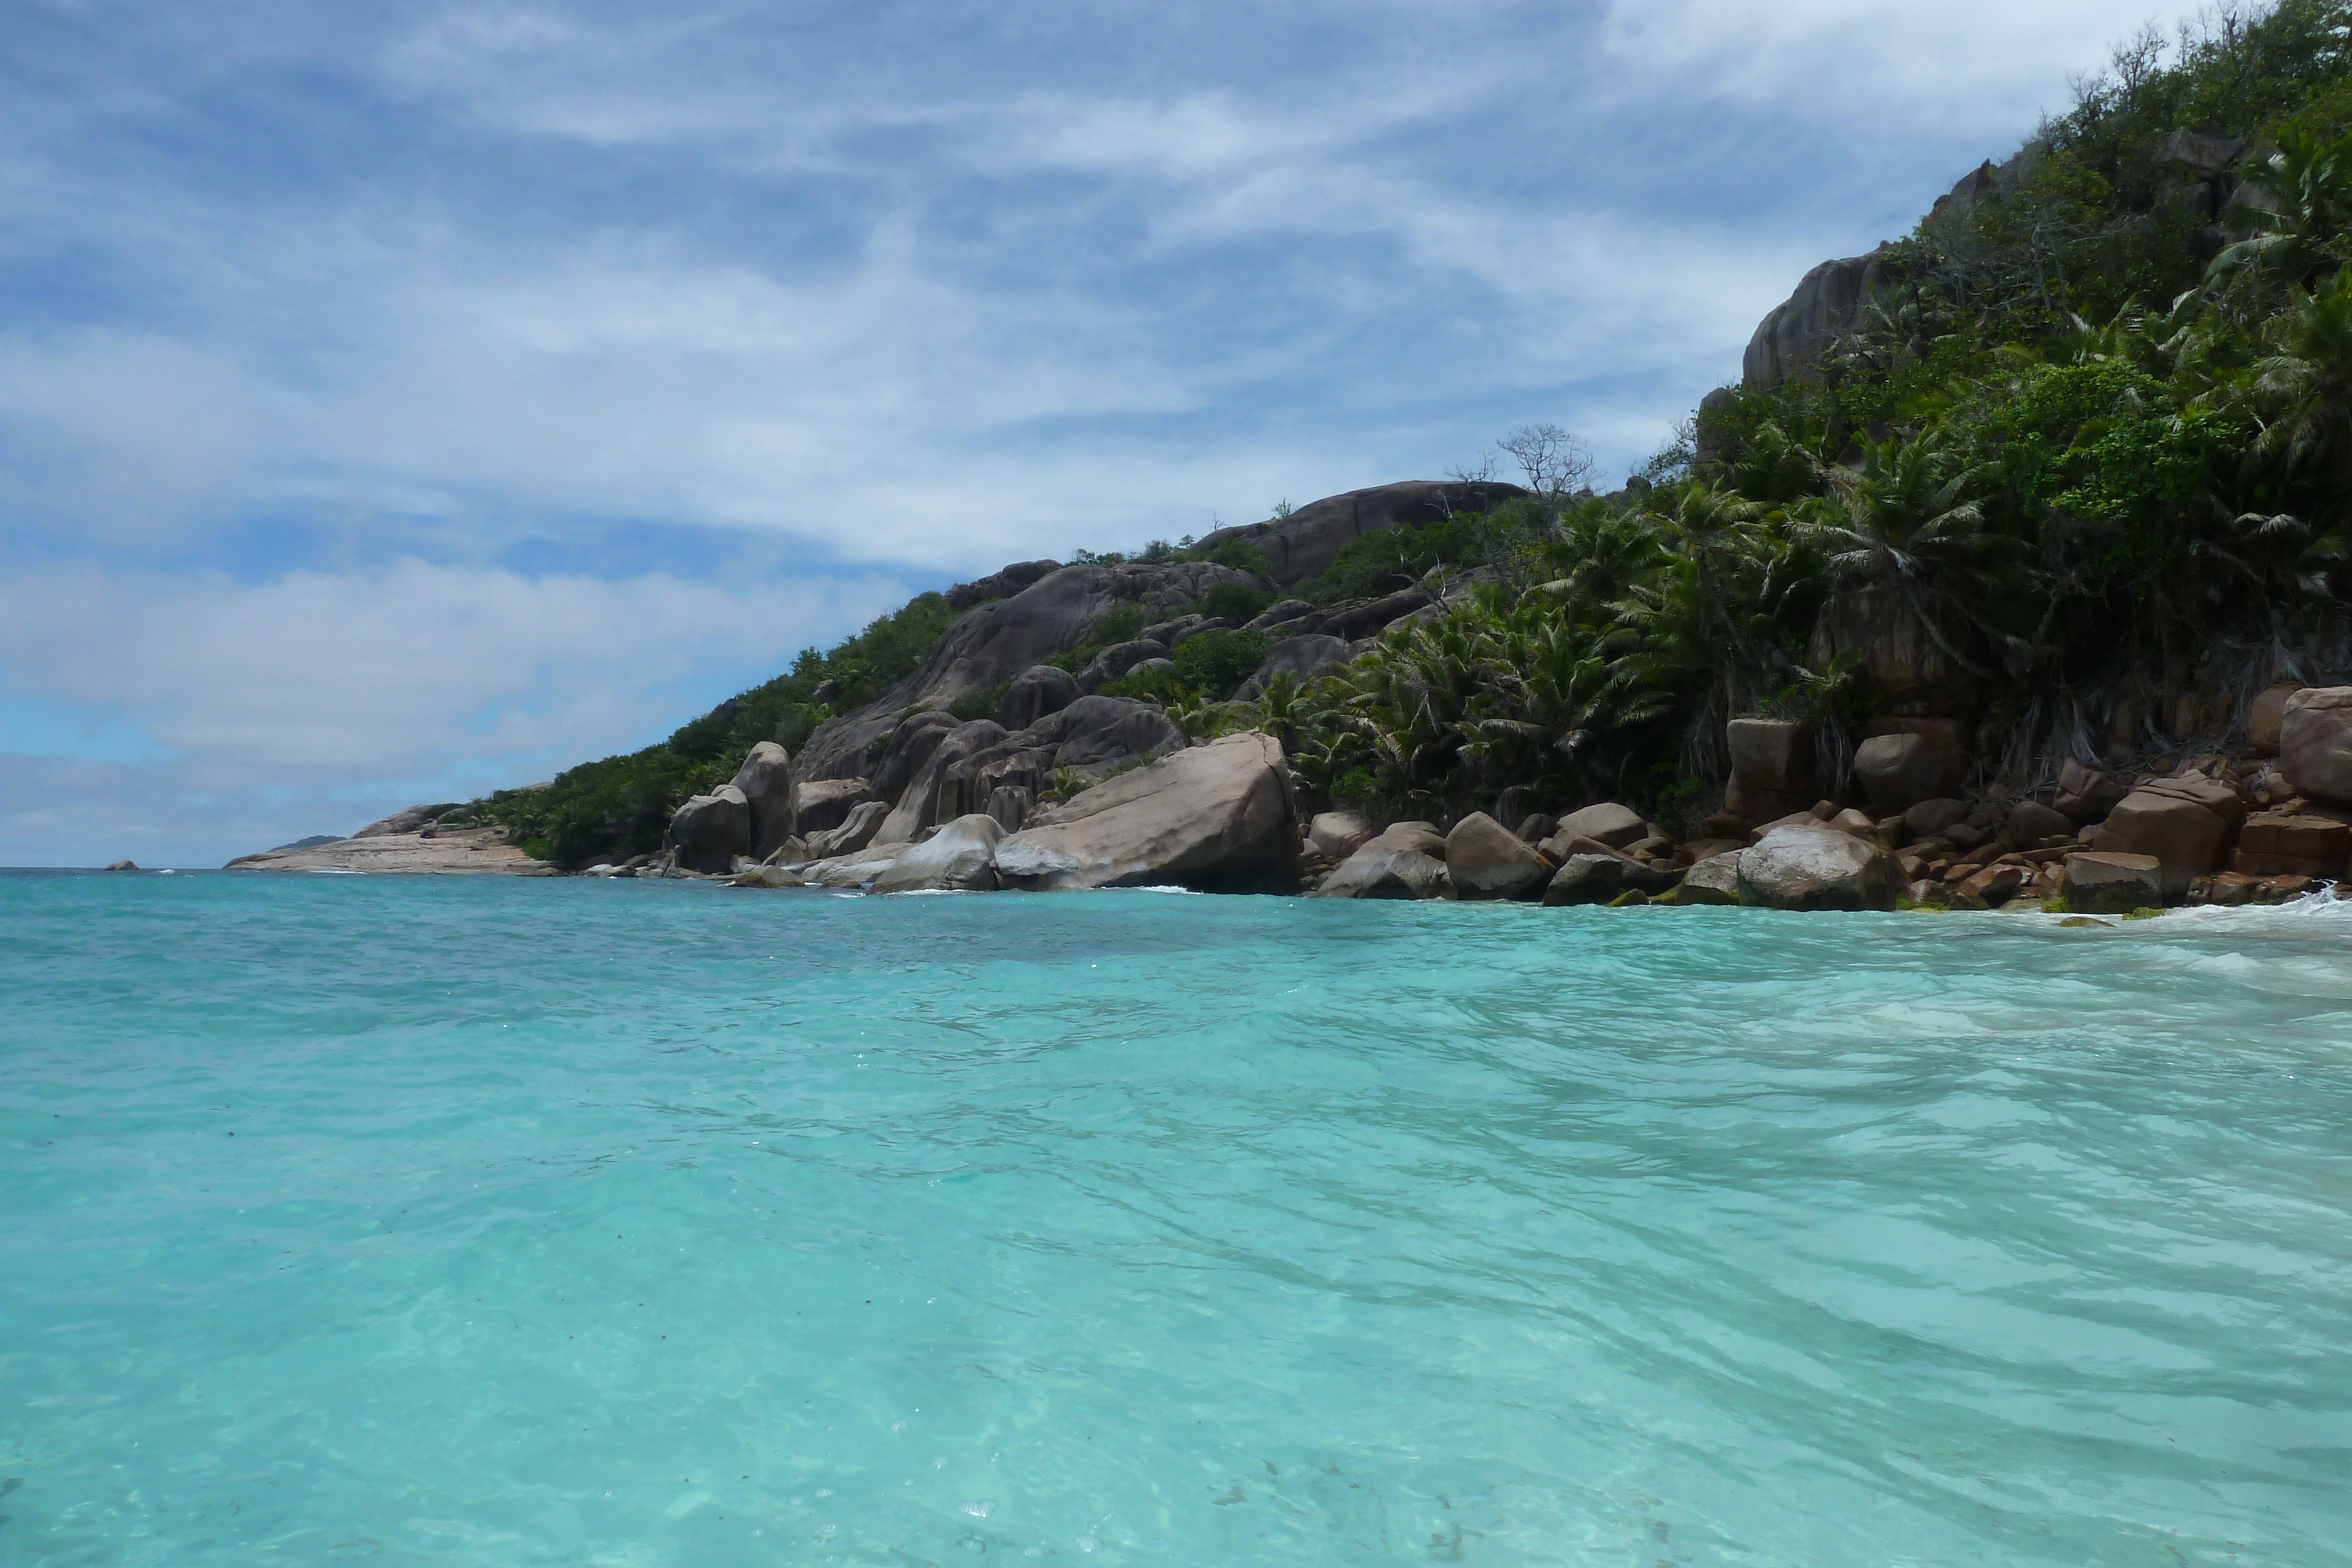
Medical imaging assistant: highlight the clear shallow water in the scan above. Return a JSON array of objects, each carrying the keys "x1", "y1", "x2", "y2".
[{"x1": 4, "y1": 872, "x2": 2350, "y2": 1567}]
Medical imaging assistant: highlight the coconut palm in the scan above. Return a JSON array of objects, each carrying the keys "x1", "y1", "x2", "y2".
[
  {"x1": 2246, "y1": 265, "x2": 2352, "y2": 504},
  {"x1": 2207, "y1": 128, "x2": 2352, "y2": 289},
  {"x1": 1792, "y1": 430, "x2": 2014, "y2": 680}
]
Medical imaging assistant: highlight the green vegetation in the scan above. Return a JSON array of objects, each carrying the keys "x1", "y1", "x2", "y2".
[{"x1": 1100, "y1": 629, "x2": 1272, "y2": 704}]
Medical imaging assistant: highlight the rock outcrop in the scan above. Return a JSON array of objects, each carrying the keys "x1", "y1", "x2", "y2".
[
  {"x1": 1552, "y1": 803, "x2": 1646, "y2": 851},
  {"x1": 1542, "y1": 850, "x2": 1665, "y2": 907},
  {"x1": 994, "y1": 731, "x2": 1299, "y2": 892},
  {"x1": 1656, "y1": 851, "x2": 1742, "y2": 905},
  {"x1": 1742, "y1": 246, "x2": 1897, "y2": 388},
  {"x1": 999, "y1": 665, "x2": 1081, "y2": 731},
  {"x1": 226, "y1": 823, "x2": 556, "y2": 875},
  {"x1": 803, "y1": 800, "x2": 890, "y2": 860},
  {"x1": 2231, "y1": 813, "x2": 2350, "y2": 879},
  {"x1": 947, "y1": 559, "x2": 1061, "y2": 610},
  {"x1": 794, "y1": 778, "x2": 880, "y2": 836},
  {"x1": 1192, "y1": 481, "x2": 1528, "y2": 587}
]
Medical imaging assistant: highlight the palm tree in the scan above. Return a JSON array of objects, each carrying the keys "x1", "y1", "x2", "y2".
[
  {"x1": 1792, "y1": 430, "x2": 2014, "y2": 681},
  {"x1": 2207, "y1": 128, "x2": 2352, "y2": 289},
  {"x1": 2247, "y1": 265, "x2": 2352, "y2": 506}
]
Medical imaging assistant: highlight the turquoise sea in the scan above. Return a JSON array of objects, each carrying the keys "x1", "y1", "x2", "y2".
[{"x1": 4, "y1": 870, "x2": 2350, "y2": 1566}]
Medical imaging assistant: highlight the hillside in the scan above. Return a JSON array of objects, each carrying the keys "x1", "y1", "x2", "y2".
[{"x1": 447, "y1": 0, "x2": 2352, "y2": 874}]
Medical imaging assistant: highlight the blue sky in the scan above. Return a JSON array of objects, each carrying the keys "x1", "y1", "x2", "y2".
[{"x1": 1, "y1": 0, "x2": 2194, "y2": 865}]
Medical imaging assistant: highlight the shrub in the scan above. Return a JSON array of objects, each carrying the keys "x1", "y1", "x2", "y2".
[
  {"x1": 948, "y1": 684, "x2": 1008, "y2": 723},
  {"x1": 1197, "y1": 581, "x2": 1272, "y2": 623},
  {"x1": 1210, "y1": 537, "x2": 1271, "y2": 576}
]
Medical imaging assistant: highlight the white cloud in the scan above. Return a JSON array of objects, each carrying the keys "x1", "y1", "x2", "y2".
[{"x1": 0, "y1": 557, "x2": 906, "y2": 788}]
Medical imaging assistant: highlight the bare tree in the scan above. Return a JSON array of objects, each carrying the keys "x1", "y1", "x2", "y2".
[
  {"x1": 1445, "y1": 453, "x2": 1499, "y2": 486},
  {"x1": 1495, "y1": 423, "x2": 1595, "y2": 499}
]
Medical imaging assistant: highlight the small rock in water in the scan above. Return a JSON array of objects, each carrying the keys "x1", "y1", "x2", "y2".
[
  {"x1": 103, "y1": 860, "x2": 138, "y2": 871},
  {"x1": 2056, "y1": 915, "x2": 2114, "y2": 928}
]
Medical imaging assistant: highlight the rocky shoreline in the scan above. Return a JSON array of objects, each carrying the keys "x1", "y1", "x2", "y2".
[
  {"x1": 224, "y1": 804, "x2": 556, "y2": 876},
  {"x1": 540, "y1": 680, "x2": 2352, "y2": 918}
]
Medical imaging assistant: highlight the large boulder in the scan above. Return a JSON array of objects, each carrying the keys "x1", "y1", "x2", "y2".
[
  {"x1": 2247, "y1": 683, "x2": 2304, "y2": 755},
  {"x1": 995, "y1": 731, "x2": 1299, "y2": 892},
  {"x1": 2096, "y1": 779, "x2": 2242, "y2": 895},
  {"x1": 1726, "y1": 717, "x2": 1816, "y2": 822},
  {"x1": 794, "y1": 777, "x2": 878, "y2": 836},
  {"x1": 871, "y1": 710, "x2": 963, "y2": 803},
  {"x1": 1191, "y1": 480, "x2": 1529, "y2": 588},
  {"x1": 1655, "y1": 851, "x2": 1742, "y2": 905},
  {"x1": 1307, "y1": 811, "x2": 1373, "y2": 862},
  {"x1": 804, "y1": 800, "x2": 890, "y2": 860},
  {"x1": 669, "y1": 785, "x2": 750, "y2": 874},
  {"x1": 872, "y1": 814, "x2": 1003, "y2": 894},
  {"x1": 1743, "y1": 245, "x2": 1897, "y2": 388},
  {"x1": 1736, "y1": 823, "x2": 1903, "y2": 910},
  {"x1": 1236, "y1": 634, "x2": 1351, "y2": 701},
  {"x1": 2053, "y1": 758, "x2": 2126, "y2": 824},
  {"x1": 1552, "y1": 802, "x2": 1646, "y2": 851},
  {"x1": 1903, "y1": 797, "x2": 1972, "y2": 837},
  {"x1": 730, "y1": 741, "x2": 797, "y2": 861},
  {"x1": 2006, "y1": 800, "x2": 2075, "y2": 847},
  {"x1": 1076, "y1": 638, "x2": 1170, "y2": 693},
  {"x1": 2281, "y1": 687, "x2": 2352, "y2": 805},
  {"x1": 2232, "y1": 813, "x2": 2351, "y2": 879},
  {"x1": 1853, "y1": 730, "x2": 1966, "y2": 813},
  {"x1": 1444, "y1": 813, "x2": 1552, "y2": 901},
  {"x1": 999, "y1": 665, "x2": 1081, "y2": 731},
  {"x1": 2059, "y1": 852, "x2": 2165, "y2": 914},
  {"x1": 1314, "y1": 822, "x2": 1451, "y2": 900},
  {"x1": 1317, "y1": 587, "x2": 1436, "y2": 643},
  {"x1": 875, "y1": 720, "x2": 1010, "y2": 845}
]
